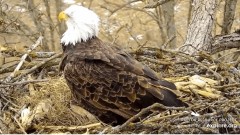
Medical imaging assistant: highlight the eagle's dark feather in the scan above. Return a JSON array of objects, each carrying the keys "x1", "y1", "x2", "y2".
[{"x1": 60, "y1": 37, "x2": 187, "y2": 125}]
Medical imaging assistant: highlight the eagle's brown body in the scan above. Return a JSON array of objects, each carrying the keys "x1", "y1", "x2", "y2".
[{"x1": 60, "y1": 37, "x2": 187, "y2": 125}]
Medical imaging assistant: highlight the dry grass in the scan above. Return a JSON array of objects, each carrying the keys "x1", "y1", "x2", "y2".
[{"x1": 14, "y1": 76, "x2": 98, "y2": 133}]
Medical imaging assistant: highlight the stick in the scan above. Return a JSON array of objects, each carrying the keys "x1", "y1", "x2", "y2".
[
  {"x1": 145, "y1": 0, "x2": 170, "y2": 8},
  {"x1": 109, "y1": 103, "x2": 186, "y2": 133},
  {"x1": 138, "y1": 56, "x2": 172, "y2": 65},
  {"x1": 0, "y1": 79, "x2": 48, "y2": 88},
  {"x1": 13, "y1": 116, "x2": 27, "y2": 134},
  {"x1": 5, "y1": 36, "x2": 43, "y2": 82},
  {"x1": 11, "y1": 53, "x2": 62, "y2": 82},
  {"x1": 213, "y1": 83, "x2": 240, "y2": 89},
  {"x1": 143, "y1": 111, "x2": 189, "y2": 123},
  {"x1": 34, "y1": 123, "x2": 101, "y2": 131},
  {"x1": 175, "y1": 52, "x2": 223, "y2": 81},
  {"x1": 140, "y1": 47, "x2": 224, "y2": 81}
]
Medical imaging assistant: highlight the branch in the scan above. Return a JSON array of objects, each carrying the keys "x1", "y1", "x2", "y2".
[
  {"x1": 101, "y1": 0, "x2": 140, "y2": 15},
  {"x1": 172, "y1": 52, "x2": 223, "y2": 81},
  {"x1": 0, "y1": 79, "x2": 48, "y2": 88},
  {"x1": 143, "y1": 111, "x2": 189, "y2": 123},
  {"x1": 211, "y1": 31, "x2": 240, "y2": 54},
  {"x1": 5, "y1": 36, "x2": 43, "y2": 82},
  {"x1": 213, "y1": 83, "x2": 240, "y2": 89},
  {"x1": 11, "y1": 53, "x2": 62, "y2": 82},
  {"x1": 138, "y1": 47, "x2": 224, "y2": 80},
  {"x1": 12, "y1": 116, "x2": 27, "y2": 134},
  {"x1": 109, "y1": 103, "x2": 186, "y2": 133},
  {"x1": 34, "y1": 123, "x2": 101, "y2": 131},
  {"x1": 144, "y1": 0, "x2": 170, "y2": 8}
]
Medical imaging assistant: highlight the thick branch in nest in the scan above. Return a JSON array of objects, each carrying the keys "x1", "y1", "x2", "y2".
[
  {"x1": 11, "y1": 53, "x2": 62, "y2": 82},
  {"x1": 5, "y1": 36, "x2": 43, "y2": 82},
  {"x1": 108, "y1": 103, "x2": 187, "y2": 133},
  {"x1": 211, "y1": 31, "x2": 240, "y2": 54},
  {"x1": 34, "y1": 123, "x2": 102, "y2": 131}
]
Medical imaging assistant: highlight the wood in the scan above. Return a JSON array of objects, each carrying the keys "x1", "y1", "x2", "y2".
[
  {"x1": 211, "y1": 31, "x2": 240, "y2": 54},
  {"x1": 162, "y1": 0, "x2": 176, "y2": 49},
  {"x1": 12, "y1": 53, "x2": 62, "y2": 82},
  {"x1": 180, "y1": 0, "x2": 217, "y2": 55},
  {"x1": 221, "y1": 0, "x2": 238, "y2": 35},
  {"x1": 5, "y1": 36, "x2": 43, "y2": 82},
  {"x1": 145, "y1": 0, "x2": 170, "y2": 8},
  {"x1": 34, "y1": 123, "x2": 102, "y2": 131}
]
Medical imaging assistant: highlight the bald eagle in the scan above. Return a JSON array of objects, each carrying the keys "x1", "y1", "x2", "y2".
[{"x1": 59, "y1": 5, "x2": 187, "y2": 126}]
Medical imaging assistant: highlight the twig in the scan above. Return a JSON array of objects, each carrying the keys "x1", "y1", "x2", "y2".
[
  {"x1": 143, "y1": 111, "x2": 189, "y2": 123},
  {"x1": 158, "y1": 47, "x2": 224, "y2": 80},
  {"x1": 138, "y1": 56, "x2": 172, "y2": 65},
  {"x1": 0, "y1": 79, "x2": 48, "y2": 88},
  {"x1": 101, "y1": 0, "x2": 140, "y2": 15},
  {"x1": 34, "y1": 122, "x2": 102, "y2": 131},
  {"x1": 11, "y1": 53, "x2": 62, "y2": 82},
  {"x1": 189, "y1": 87, "x2": 201, "y2": 99},
  {"x1": 162, "y1": 35, "x2": 176, "y2": 48},
  {"x1": 176, "y1": 52, "x2": 223, "y2": 81},
  {"x1": 32, "y1": 52, "x2": 56, "y2": 58},
  {"x1": 5, "y1": 36, "x2": 43, "y2": 82},
  {"x1": 138, "y1": 47, "x2": 223, "y2": 80},
  {"x1": 13, "y1": 116, "x2": 27, "y2": 134},
  {"x1": 0, "y1": 94, "x2": 19, "y2": 108},
  {"x1": 0, "y1": 61, "x2": 18, "y2": 74},
  {"x1": 213, "y1": 83, "x2": 240, "y2": 89},
  {"x1": 109, "y1": 103, "x2": 186, "y2": 133},
  {"x1": 145, "y1": 0, "x2": 170, "y2": 8}
]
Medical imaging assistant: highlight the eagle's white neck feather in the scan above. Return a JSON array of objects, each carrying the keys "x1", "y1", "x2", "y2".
[{"x1": 61, "y1": 5, "x2": 100, "y2": 45}]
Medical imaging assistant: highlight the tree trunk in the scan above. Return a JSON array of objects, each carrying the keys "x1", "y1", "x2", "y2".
[
  {"x1": 43, "y1": 0, "x2": 55, "y2": 51},
  {"x1": 25, "y1": 0, "x2": 49, "y2": 51},
  {"x1": 187, "y1": 0, "x2": 193, "y2": 27},
  {"x1": 221, "y1": 0, "x2": 237, "y2": 35},
  {"x1": 162, "y1": 0, "x2": 176, "y2": 49},
  {"x1": 156, "y1": 6, "x2": 167, "y2": 44},
  {"x1": 55, "y1": 0, "x2": 65, "y2": 36},
  {"x1": 180, "y1": 0, "x2": 217, "y2": 55}
]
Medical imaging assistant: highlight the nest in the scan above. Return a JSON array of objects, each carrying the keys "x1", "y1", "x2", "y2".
[
  {"x1": 0, "y1": 74, "x2": 239, "y2": 134},
  {"x1": 1, "y1": 77, "x2": 98, "y2": 134},
  {"x1": 0, "y1": 45, "x2": 240, "y2": 134}
]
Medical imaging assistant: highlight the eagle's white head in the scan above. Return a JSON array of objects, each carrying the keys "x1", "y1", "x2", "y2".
[{"x1": 58, "y1": 5, "x2": 100, "y2": 45}]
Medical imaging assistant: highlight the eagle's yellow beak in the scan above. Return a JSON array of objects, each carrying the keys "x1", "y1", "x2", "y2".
[{"x1": 58, "y1": 11, "x2": 68, "y2": 22}]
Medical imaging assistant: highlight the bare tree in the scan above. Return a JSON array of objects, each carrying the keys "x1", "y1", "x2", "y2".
[
  {"x1": 221, "y1": 0, "x2": 238, "y2": 35},
  {"x1": 55, "y1": 0, "x2": 65, "y2": 36},
  {"x1": 24, "y1": 0, "x2": 49, "y2": 51},
  {"x1": 180, "y1": 0, "x2": 217, "y2": 55},
  {"x1": 161, "y1": 0, "x2": 176, "y2": 49},
  {"x1": 187, "y1": 0, "x2": 193, "y2": 26},
  {"x1": 155, "y1": 6, "x2": 167, "y2": 44},
  {"x1": 43, "y1": 0, "x2": 55, "y2": 51}
]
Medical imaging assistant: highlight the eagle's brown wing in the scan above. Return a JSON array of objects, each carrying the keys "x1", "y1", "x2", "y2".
[{"x1": 61, "y1": 39, "x2": 187, "y2": 125}]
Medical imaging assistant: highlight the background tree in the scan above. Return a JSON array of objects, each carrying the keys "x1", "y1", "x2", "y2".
[
  {"x1": 180, "y1": 0, "x2": 217, "y2": 55},
  {"x1": 161, "y1": 0, "x2": 176, "y2": 49},
  {"x1": 221, "y1": 0, "x2": 238, "y2": 35}
]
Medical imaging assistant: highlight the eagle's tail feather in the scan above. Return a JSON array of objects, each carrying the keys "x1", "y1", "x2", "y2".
[{"x1": 137, "y1": 76, "x2": 188, "y2": 107}]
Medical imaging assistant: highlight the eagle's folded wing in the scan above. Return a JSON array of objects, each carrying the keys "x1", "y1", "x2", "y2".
[{"x1": 62, "y1": 44, "x2": 187, "y2": 120}]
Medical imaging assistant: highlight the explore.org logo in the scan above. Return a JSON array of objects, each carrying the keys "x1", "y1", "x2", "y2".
[{"x1": 206, "y1": 123, "x2": 240, "y2": 128}]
